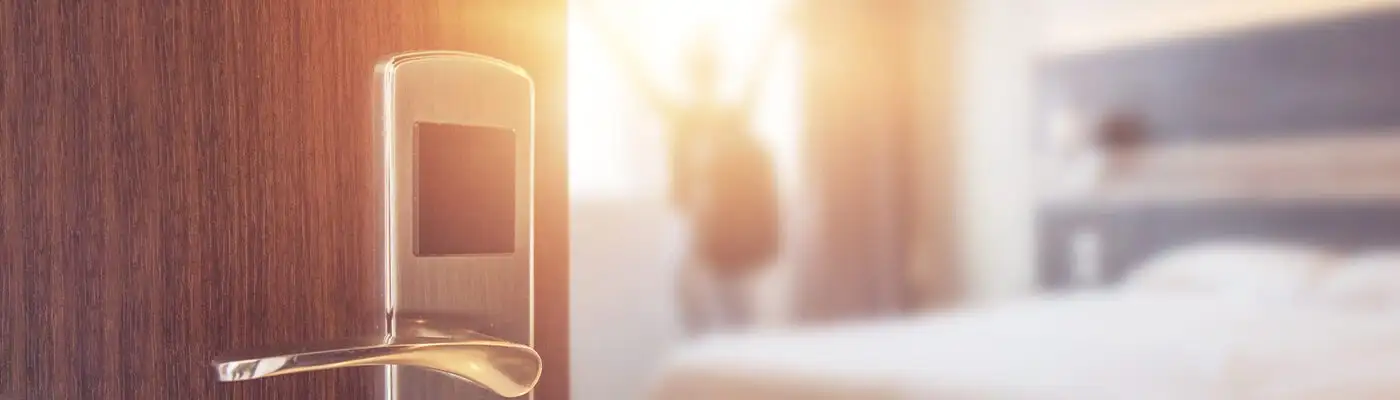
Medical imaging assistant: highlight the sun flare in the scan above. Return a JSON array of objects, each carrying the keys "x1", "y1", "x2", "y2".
[{"x1": 567, "y1": 0, "x2": 801, "y2": 199}]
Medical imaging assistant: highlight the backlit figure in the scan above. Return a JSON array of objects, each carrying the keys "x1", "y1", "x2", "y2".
[{"x1": 582, "y1": 1, "x2": 794, "y2": 335}]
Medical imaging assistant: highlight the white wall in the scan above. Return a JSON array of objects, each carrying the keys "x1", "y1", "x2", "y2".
[
  {"x1": 570, "y1": 200, "x2": 686, "y2": 400},
  {"x1": 953, "y1": 0, "x2": 1039, "y2": 302},
  {"x1": 1039, "y1": 0, "x2": 1400, "y2": 55}
]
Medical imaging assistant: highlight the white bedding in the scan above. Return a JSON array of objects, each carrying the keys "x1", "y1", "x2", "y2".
[{"x1": 648, "y1": 292, "x2": 1400, "y2": 400}]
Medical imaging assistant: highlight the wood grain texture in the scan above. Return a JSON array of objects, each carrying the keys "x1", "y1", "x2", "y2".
[{"x1": 0, "y1": 0, "x2": 568, "y2": 399}]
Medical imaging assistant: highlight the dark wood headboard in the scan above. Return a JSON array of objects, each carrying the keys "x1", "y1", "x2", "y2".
[{"x1": 1035, "y1": 8, "x2": 1400, "y2": 290}]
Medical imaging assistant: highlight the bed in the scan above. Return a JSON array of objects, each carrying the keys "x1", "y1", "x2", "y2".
[
  {"x1": 651, "y1": 290, "x2": 1400, "y2": 399},
  {"x1": 647, "y1": 8, "x2": 1400, "y2": 400},
  {"x1": 650, "y1": 239, "x2": 1400, "y2": 399}
]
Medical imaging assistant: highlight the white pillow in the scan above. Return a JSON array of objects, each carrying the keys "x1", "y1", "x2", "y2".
[
  {"x1": 1312, "y1": 252, "x2": 1400, "y2": 311},
  {"x1": 1122, "y1": 241, "x2": 1335, "y2": 303}
]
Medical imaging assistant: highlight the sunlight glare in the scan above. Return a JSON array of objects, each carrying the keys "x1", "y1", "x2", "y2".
[{"x1": 568, "y1": 0, "x2": 801, "y2": 199}]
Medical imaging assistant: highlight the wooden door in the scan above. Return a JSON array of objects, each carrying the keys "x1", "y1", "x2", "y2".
[{"x1": 0, "y1": 1, "x2": 569, "y2": 399}]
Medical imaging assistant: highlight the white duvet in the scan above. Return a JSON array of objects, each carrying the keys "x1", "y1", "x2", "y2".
[{"x1": 649, "y1": 292, "x2": 1400, "y2": 400}]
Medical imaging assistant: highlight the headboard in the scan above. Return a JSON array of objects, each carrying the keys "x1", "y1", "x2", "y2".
[{"x1": 1035, "y1": 7, "x2": 1400, "y2": 290}]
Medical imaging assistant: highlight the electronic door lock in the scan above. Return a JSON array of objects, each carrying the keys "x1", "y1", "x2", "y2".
[{"x1": 211, "y1": 51, "x2": 539, "y2": 399}]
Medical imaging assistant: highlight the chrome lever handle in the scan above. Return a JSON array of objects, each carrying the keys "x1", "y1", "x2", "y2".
[{"x1": 211, "y1": 330, "x2": 541, "y2": 398}]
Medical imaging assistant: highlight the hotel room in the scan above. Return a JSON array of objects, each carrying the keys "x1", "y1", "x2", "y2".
[{"x1": 569, "y1": 0, "x2": 1400, "y2": 399}]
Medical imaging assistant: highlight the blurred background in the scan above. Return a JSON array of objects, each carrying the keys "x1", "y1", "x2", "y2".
[
  {"x1": 567, "y1": 0, "x2": 1400, "y2": 399},
  {"x1": 567, "y1": 1, "x2": 955, "y2": 398}
]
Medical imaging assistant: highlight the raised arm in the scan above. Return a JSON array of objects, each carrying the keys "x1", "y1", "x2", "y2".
[
  {"x1": 738, "y1": 3, "x2": 800, "y2": 110},
  {"x1": 577, "y1": 1, "x2": 678, "y2": 117}
]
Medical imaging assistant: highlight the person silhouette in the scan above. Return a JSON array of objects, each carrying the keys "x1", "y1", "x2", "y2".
[{"x1": 583, "y1": 3, "x2": 793, "y2": 335}]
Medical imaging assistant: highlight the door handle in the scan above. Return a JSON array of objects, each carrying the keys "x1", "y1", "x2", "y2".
[
  {"x1": 210, "y1": 52, "x2": 539, "y2": 399},
  {"x1": 211, "y1": 318, "x2": 541, "y2": 398}
]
